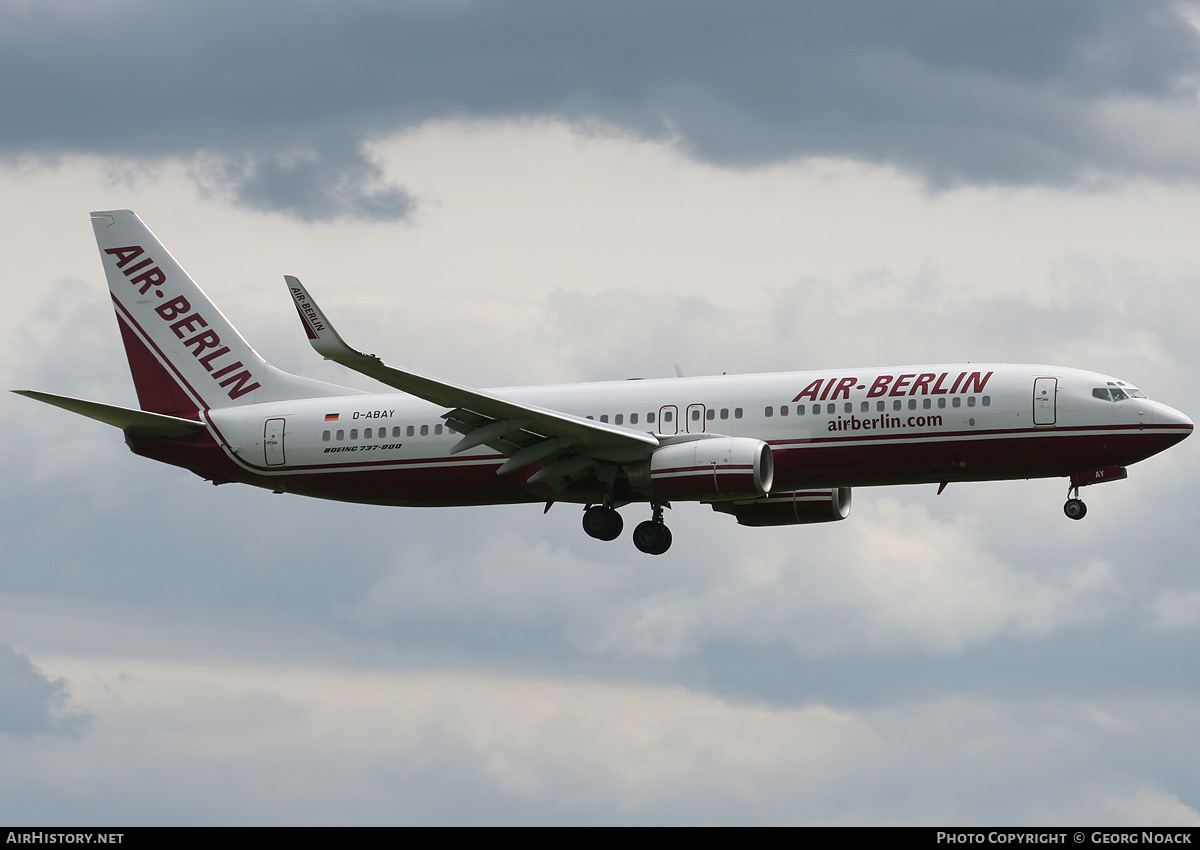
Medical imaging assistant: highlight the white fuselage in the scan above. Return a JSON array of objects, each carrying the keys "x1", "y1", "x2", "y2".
[{"x1": 156, "y1": 363, "x2": 1191, "y2": 507}]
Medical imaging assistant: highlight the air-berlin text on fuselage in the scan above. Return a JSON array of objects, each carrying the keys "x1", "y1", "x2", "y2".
[
  {"x1": 792, "y1": 371, "x2": 994, "y2": 403},
  {"x1": 104, "y1": 246, "x2": 261, "y2": 400}
]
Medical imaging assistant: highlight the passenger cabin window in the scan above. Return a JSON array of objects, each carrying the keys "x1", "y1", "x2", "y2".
[
  {"x1": 435, "y1": 424, "x2": 443, "y2": 435},
  {"x1": 407, "y1": 425, "x2": 415, "y2": 436},
  {"x1": 336, "y1": 429, "x2": 345, "y2": 440},
  {"x1": 663, "y1": 411, "x2": 673, "y2": 422},
  {"x1": 734, "y1": 408, "x2": 743, "y2": 419},
  {"x1": 365, "y1": 428, "x2": 372, "y2": 438},
  {"x1": 350, "y1": 429, "x2": 358, "y2": 439},
  {"x1": 393, "y1": 427, "x2": 402, "y2": 437},
  {"x1": 765, "y1": 406, "x2": 773, "y2": 417},
  {"x1": 630, "y1": 413, "x2": 639, "y2": 425},
  {"x1": 720, "y1": 408, "x2": 729, "y2": 419},
  {"x1": 647, "y1": 412, "x2": 656, "y2": 423},
  {"x1": 420, "y1": 424, "x2": 428, "y2": 436},
  {"x1": 322, "y1": 431, "x2": 331, "y2": 442},
  {"x1": 615, "y1": 414, "x2": 623, "y2": 425},
  {"x1": 797, "y1": 404, "x2": 805, "y2": 415},
  {"x1": 691, "y1": 409, "x2": 701, "y2": 421},
  {"x1": 967, "y1": 397, "x2": 976, "y2": 408},
  {"x1": 779, "y1": 405, "x2": 788, "y2": 417},
  {"x1": 600, "y1": 415, "x2": 609, "y2": 423},
  {"x1": 707, "y1": 409, "x2": 716, "y2": 420}
]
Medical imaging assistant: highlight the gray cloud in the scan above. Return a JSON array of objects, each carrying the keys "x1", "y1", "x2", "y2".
[
  {"x1": 3, "y1": 1, "x2": 1199, "y2": 219},
  {"x1": 190, "y1": 145, "x2": 414, "y2": 222},
  {"x1": 0, "y1": 643, "x2": 88, "y2": 737}
]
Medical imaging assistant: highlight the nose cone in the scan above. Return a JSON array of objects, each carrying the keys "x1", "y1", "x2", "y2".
[
  {"x1": 1154, "y1": 402, "x2": 1194, "y2": 432},
  {"x1": 1150, "y1": 402, "x2": 1193, "y2": 452}
]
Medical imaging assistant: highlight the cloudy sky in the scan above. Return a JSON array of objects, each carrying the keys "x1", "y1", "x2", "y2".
[{"x1": 3, "y1": 0, "x2": 1200, "y2": 826}]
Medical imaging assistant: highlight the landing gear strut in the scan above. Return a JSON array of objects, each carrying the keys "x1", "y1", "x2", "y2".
[
  {"x1": 1063, "y1": 485, "x2": 1087, "y2": 521},
  {"x1": 582, "y1": 504, "x2": 623, "y2": 541},
  {"x1": 632, "y1": 503, "x2": 672, "y2": 555}
]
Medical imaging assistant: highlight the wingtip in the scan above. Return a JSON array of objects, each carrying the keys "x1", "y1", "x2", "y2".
[{"x1": 284, "y1": 275, "x2": 356, "y2": 359}]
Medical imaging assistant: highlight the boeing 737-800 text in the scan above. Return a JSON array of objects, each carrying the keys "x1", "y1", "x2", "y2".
[{"x1": 14, "y1": 211, "x2": 1193, "y2": 554}]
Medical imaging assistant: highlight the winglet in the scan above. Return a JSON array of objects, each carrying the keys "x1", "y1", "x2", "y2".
[{"x1": 284, "y1": 275, "x2": 361, "y2": 362}]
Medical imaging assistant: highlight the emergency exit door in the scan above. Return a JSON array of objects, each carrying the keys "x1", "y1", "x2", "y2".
[{"x1": 264, "y1": 417, "x2": 287, "y2": 466}]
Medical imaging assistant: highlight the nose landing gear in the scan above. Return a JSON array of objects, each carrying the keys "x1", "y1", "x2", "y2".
[{"x1": 1062, "y1": 466, "x2": 1128, "y2": 521}]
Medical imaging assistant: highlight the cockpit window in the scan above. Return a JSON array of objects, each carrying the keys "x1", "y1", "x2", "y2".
[{"x1": 1094, "y1": 384, "x2": 1147, "y2": 402}]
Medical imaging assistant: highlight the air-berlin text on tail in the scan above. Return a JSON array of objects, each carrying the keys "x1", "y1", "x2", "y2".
[
  {"x1": 289, "y1": 286, "x2": 325, "y2": 339},
  {"x1": 104, "y1": 245, "x2": 262, "y2": 400},
  {"x1": 792, "y1": 371, "x2": 994, "y2": 403}
]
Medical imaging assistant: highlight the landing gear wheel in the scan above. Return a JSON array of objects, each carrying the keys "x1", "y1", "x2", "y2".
[
  {"x1": 632, "y1": 520, "x2": 672, "y2": 555},
  {"x1": 582, "y1": 505, "x2": 624, "y2": 541},
  {"x1": 1064, "y1": 498, "x2": 1087, "y2": 520}
]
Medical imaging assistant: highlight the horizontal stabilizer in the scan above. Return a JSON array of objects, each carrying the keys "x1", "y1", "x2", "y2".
[{"x1": 13, "y1": 390, "x2": 207, "y2": 437}]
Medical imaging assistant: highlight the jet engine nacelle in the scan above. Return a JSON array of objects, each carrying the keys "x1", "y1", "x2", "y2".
[
  {"x1": 627, "y1": 437, "x2": 774, "y2": 501},
  {"x1": 710, "y1": 488, "x2": 852, "y2": 526}
]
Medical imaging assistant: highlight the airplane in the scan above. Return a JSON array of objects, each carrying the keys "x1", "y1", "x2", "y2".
[{"x1": 13, "y1": 210, "x2": 1194, "y2": 555}]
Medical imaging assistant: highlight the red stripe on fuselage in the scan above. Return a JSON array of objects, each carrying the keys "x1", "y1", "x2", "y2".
[
  {"x1": 770, "y1": 427, "x2": 1189, "y2": 487},
  {"x1": 122, "y1": 421, "x2": 1189, "y2": 508}
]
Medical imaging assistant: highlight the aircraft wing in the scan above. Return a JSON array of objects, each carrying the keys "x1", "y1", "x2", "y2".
[
  {"x1": 13, "y1": 390, "x2": 207, "y2": 437},
  {"x1": 285, "y1": 277, "x2": 660, "y2": 486}
]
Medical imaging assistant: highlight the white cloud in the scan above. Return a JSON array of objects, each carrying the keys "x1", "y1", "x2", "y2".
[
  {"x1": 4, "y1": 654, "x2": 1198, "y2": 825},
  {"x1": 342, "y1": 496, "x2": 1125, "y2": 661}
]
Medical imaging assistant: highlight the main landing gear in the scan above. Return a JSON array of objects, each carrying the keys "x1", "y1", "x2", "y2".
[
  {"x1": 582, "y1": 502, "x2": 673, "y2": 554},
  {"x1": 1063, "y1": 485, "x2": 1087, "y2": 521},
  {"x1": 582, "y1": 504, "x2": 623, "y2": 541},
  {"x1": 632, "y1": 504, "x2": 672, "y2": 556}
]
